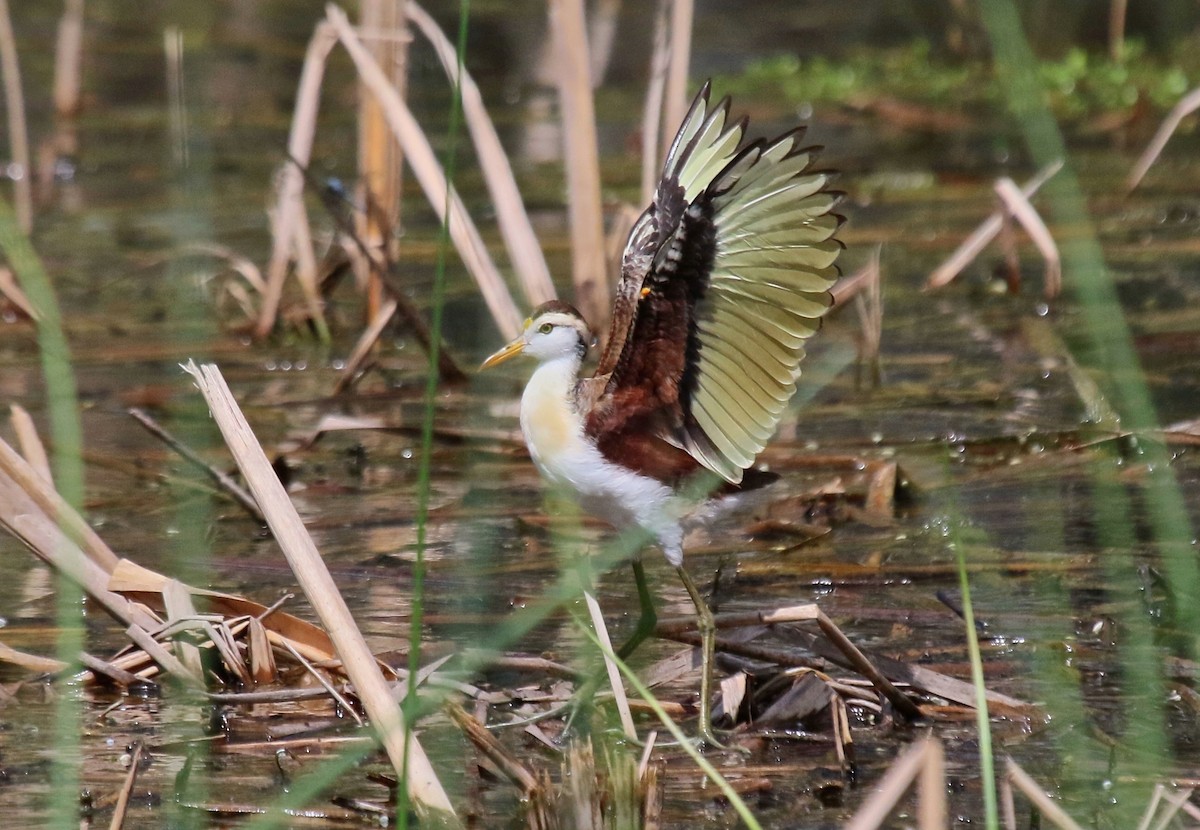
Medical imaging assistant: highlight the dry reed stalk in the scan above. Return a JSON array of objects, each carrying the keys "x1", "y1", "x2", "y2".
[
  {"x1": 10, "y1": 404, "x2": 52, "y2": 483},
  {"x1": 79, "y1": 653, "x2": 145, "y2": 687},
  {"x1": 0, "y1": 434, "x2": 119, "y2": 571},
  {"x1": 124, "y1": 623, "x2": 204, "y2": 686},
  {"x1": 641, "y1": 0, "x2": 672, "y2": 204},
  {"x1": 255, "y1": 22, "x2": 336, "y2": 339},
  {"x1": 0, "y1": 640, "x2": 69, "y2": 674},
  {"x1": 926, "y1": 160, "x2": 1062, "y2": 290},
  {"x1": 1005, "y1": 757, "x2": 1085, "y2": 830},
  {"x1": 918, "y1": 737, "x2": 947, "y2": 829},
  {"x1": 109, "y1": 558, "x2": 343, "y2": 667},
  {"x1": 844, "y1": 737, "x2": 946, "y2": 830},
  {"x1": 0, "y1": 265, "x2": 36, "y2": 318},
  {"x1": 851, "y1": 247, "x2": 883, "y2": 387},
  {"x1": 163, "y1": 27, "x2": 188, "y2": 170},
  {"x1": 0, "y1": 467, "x2": 166, "y2": 633},
  {"x1": 548, "y1": 0, "x2": 609, "y2": 330},
  {"x1": 660, "y1": 600, "x2": 918, "y2": 720},
  {"x1": 1127, "y1": 86, "x2": 1200, "y2": 192},
  {"x1": 587, "y1": 0, "x2": 621, "y2": 86},
  {"x1": 581, "y1": 588, "x2": 636, "y2": 740},
  {"x1": 1108, "y1": 0, "x2": 1127, "y2": 61},
  {"x1": 280, "y1": 639, "x2": 364, "y2": 725},
  {"x1": 356, "y1": 0, "x2": 408, "y2": 323},
  {"x1": 0, "y1": 0, "x2": 33, "y2": 234},
  {"x1": 1001, "y1": 769, "x2": 1017, "y2": 830},
  {"x1": 1136, "y1": 783, "x2": 1196, "y2": 830},
  {"x1": 186, "y1": 242, "x2": 267, "y2": 293},
  {"x1": 996, "y1": 197, "x2": 1021, "y2": 291},
  {"x1": 201, "y1": 620, "x2": 251, "y2": 685},
  {"x1": 107, "y1": 740, "x2": 145, "y2": 830},
  {"x1": 653, "y1": 602, "x2": 822, "y2": 634},
  {"x1": 445, "y1": 703, "x2": 539, "y2": 796},
  {"x1": 1179, "y1": 799, "x2": 1200, "y2": 822},
  {"x1": 248, "y1": 614, "x2": 276, "y2": 681},
  {"x1": 641, "y1": 760, "x2": 662, "y2": 829},
  {"x1": 333, "y1": 294, "x2": 397, "y2": 394},
  {"x1": 407, "y1": 0, "x2": 555, "y2": 307},
  {"x1": 1136, "y1": 785, "x2": 1166, "y2": 830},
  {"x1": 328, "y1": 3, "x2": 523, "y2": 340},
  {"x1": 659, "y1": 0, "x2": 694, "y2": 159},
  {"x1": 128, "y1": 407, "x2": 263, "y2": 521},
  {"x1": 994, "y1": 176, "x2": 1061, "y2": 298},
  {"x1": 162, "y1": 580, "x2": 204, "y2": 680},
  {"x1": 53, "y1": 0, "x2": 84, "y2": 117},
  {"x1": 182, "y1": 360, "x2": 458, "y2": 823}
]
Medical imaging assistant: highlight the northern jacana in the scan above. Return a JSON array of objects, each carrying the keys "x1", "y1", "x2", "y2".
[{"x1": 482, "y1": 83, "x2": 843, "y2": 745}]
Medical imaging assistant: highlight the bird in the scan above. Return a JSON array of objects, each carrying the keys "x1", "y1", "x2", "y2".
[{"x1": 481, "y1": 82, "x2": 843, "y2": 746}]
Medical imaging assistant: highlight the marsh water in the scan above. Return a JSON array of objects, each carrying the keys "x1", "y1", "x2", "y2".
[{"x1": 3, "y1": 1, "x2": 1200, "y2": 827}]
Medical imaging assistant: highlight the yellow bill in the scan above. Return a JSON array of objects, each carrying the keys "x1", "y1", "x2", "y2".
[{"x1": 480, "y1": 337, "x2": 525, "y2": 369}]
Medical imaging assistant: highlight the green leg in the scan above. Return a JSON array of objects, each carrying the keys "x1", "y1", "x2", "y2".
[
  {"x1": 617, "y1": 558, "x2": 658, "y2": 659},
  {"x1": 676, "y1": 564, "x2": 727, "y2": 749}
]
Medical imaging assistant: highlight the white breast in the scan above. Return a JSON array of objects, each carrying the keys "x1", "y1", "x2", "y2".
[{"x1": 519, "y1": 355, "x2": 685, "y2": 564}]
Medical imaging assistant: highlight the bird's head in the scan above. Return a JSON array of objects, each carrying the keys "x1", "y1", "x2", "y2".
[{"x1": 481, "y1": 300, "x2": 594, "y2": 369}]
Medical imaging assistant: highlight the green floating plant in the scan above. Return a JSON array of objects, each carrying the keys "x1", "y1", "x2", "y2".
[{"x1": 718, "y1": 38, "x2": 1194, "y2": 122}]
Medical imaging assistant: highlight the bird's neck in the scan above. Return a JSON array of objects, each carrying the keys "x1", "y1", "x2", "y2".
[{"x1": 520, "y1": 352, "x2": 586, "y2": 471}]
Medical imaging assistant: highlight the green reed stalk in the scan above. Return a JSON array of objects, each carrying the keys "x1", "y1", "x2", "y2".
[
  {"x1": 980, "y1": 0, "x2": 1187, "y2": 819},
  {"x1": 402, "y1": 0, "x2": 472, "y2": 825},
  {"x1": 1024, "y1": 477, "x2": 1097, "y2": 814},
  {"x1": 0, "y1": 198, "x2": 84, "y2": 829},
  {"x1": 979, "y1": 0, "x2": 1199, "y2": 650},
  {"x1": 951, "y1": 532, "x2": 999, "y2": 830}
]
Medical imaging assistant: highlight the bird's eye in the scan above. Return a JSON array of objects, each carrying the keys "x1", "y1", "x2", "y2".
[{"x1": 538, "y1": 323, "x2": 553, "y2": 335}]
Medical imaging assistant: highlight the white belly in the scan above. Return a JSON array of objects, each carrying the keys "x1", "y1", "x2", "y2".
[{"x1": 519, "y1": 358, "x2": 685, "y2": 563}]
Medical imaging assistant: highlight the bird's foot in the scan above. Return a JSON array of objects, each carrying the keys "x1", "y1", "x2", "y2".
[
  {"x1": 650, "y1": 721, "x2": 749, "y2": 754},
  {"x1": 693, "y1": 722, "x2": 751, "y2": 755},
  {"x1": 562, "y1": 682, "x2": 598, "y2": 740}
]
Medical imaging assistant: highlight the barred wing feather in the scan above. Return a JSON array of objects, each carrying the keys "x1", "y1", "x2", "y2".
[
  {"x1": 593, "y1": 83, "x2": 746, "y2": 379},
  {"x1": 587, "y1": 85, "x2": 842, "y2": 487},
  {"x1": 684, "y1": 131, "x2": 841, "y2": 482}
]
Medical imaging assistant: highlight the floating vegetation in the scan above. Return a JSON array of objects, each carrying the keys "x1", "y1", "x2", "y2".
[{"x1": 717, "y1": 39, "x2": 1195, "y2": 124}]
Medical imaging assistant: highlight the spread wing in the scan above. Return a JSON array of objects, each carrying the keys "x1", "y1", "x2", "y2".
[
  {"x1": 591, "y1": 82, "x2": 746, "y2": 381},
  {"x1": 585, "y1": 84, "x2": 842, "y2": 485}
]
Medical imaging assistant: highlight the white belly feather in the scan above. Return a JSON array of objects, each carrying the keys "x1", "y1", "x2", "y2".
[{"x1": 519, "y1": 355, "x2": 685, "y2": 564}]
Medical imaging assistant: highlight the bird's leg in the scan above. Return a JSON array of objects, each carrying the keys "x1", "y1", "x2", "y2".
[
  {"x1": 675, "y1": 564, "x2": 727, "y2": 749},
  {"x1": 617, "y1": 558, "x2": 658, "y2": 659}
]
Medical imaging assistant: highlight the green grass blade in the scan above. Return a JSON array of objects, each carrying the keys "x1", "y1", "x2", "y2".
[
  {"x1": 951, "y1": 530, "x2": 999, "y2": 830},
  {"x1": 402, "y1": 0, "x2": 473, "y2": 824},
  {"x1": 978, "y1": 0, "x2": 1200, "y2": 657},
  {"x1": 0, "y1": 197, "x2": 85, "y2": 829}
]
